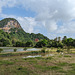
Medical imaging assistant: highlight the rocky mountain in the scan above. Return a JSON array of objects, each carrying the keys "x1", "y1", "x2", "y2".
[
  {"x1": 0, "y1": 18, "x2": 21, "y2": 33},
  {"x1": 0, "y1": 18, "x2": 49, "y2": 46}
]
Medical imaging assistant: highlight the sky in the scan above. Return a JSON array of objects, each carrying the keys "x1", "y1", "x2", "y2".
[{"x1": 0, "y1": 0, "x2": 75, "y2": 39}]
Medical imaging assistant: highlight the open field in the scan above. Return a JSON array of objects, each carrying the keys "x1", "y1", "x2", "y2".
[{"x1": 0, "y1": 48, "x2": 75, "y2": 75}]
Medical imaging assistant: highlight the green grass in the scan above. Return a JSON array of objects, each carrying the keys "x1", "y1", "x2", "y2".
[
  {"x1": 69, "y1": 63, "x2": 75, "y2": 66},
  {"x1": 64, "y1": 55, "x2": 71, "y2": 57},
  {"x1": 57, "y1": 62, "x2": 68, "y2": 66},
  {"x1": 35, "y1": 57, "x2": 43, "y2": 60},
  {"x1": 47, "y1": 66, "x2": 62, "y2": 70},
  {"x1": 28, "y1": 60, "x2": 37, "y2": 64},
  {"x1": 0, "y1": 60, "x2": 14, "y2": 65},
  {"x1": 17, "y1": 66, "x2": 35, "y2": 75},
  {"x1": 34, "y1": 64, "x2": 62, "y2": 72},
  {"x1": 45, "y1": 56, "x2": 53, "y2": 60},
  {"x1": 0, "y1": 51, "x2": 75, "y2": 75},
  {"x1": 0, "y1": 51, "x2": 42, "y2": 57}
]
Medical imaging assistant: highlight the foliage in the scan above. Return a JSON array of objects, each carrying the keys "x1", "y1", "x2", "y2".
[
  {"x1": 41, "y1": 47, "x2": 46, "y2": 53},
  {"x1": 25, "y1": 41, "x2": 33, "y2": 47},
  {"x1": 0, "y1": 18, "x2": 18, "y2": 27},
  {"x1": 14, "y1": 48, "x2": 17, "y2": 52},
  {"x1": 35, "y1": 39, "x2": 48, "y2": 48},
  {"x1": 56, "y1": 47, "x2": 63, "y2": 53},
  {"x1": 23, "y1": 47, "x2": 27, "y2": 51},
  {"x1": 0, "y1": 48, "x2": 3, "y2": 53},
  {"x1": 15, "y1": 41, "x2": 25, "y2": 47}
]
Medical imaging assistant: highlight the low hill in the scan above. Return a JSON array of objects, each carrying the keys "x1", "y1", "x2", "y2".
[{"x1": 0, "y1": 18, "x2": 49, "y2": 46}]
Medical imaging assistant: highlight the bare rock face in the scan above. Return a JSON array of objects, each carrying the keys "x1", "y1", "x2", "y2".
[{"x1": 0, "y1": 18, "x2": 22, "y2": 33}]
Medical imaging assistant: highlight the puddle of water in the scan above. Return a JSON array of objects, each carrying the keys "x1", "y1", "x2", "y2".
[
  {"x1": 23, "y1": 55, "x2": 42, "y2": 58},
  {"x1": 22, "y1": 53, "x2": 54, "y2": 58},
  {"x1": 0, "y1": 47, "x2": 41, "y2": 53},
  {"x1": 45, "y1": 54, "x2": 54, "y2": 57}
]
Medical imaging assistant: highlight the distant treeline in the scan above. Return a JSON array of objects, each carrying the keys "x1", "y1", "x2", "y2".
[{"x1": 0, "y1": 29, "x2": 75, "y2": 48}]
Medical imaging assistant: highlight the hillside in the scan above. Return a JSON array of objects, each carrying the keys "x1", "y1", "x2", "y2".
[{"x1": 0, "y1": 18, "x2": 49, "y2": 46}]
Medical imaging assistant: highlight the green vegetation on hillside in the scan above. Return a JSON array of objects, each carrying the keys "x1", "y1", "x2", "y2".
[
  {"x1": 0, "y1": 29, "x2": 49, "y2": 47},
  {"x1": 0, "y1": 18, "x2": 49, "y2": 47},
  {"x1": 0, "y1": 18, "x2": 19, "y2": 27}
]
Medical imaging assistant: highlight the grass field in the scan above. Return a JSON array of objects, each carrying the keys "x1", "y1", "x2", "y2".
[{"x1": 0, "y1": 49, "x2": 75, "y2": 75}]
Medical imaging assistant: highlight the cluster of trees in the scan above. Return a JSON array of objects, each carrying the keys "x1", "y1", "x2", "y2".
[
  {"x1": 14, "y1": 41, "x2": 33, "y2": 47},
  {"x1": 35, "y1": 36, "x2": 75, "y2": 48},
  {"x1": 0, "y1": 30, "x2": 11, "y2": 46},
  {"x1": 0, "y1": 28, "x2": 49, "y2": 47},
  {"x1": 14, "y1": 36, "x2": 75, "y2": 48},
  {"x1": 0, "y1": 28, "x2": 75, "y2": 48}
]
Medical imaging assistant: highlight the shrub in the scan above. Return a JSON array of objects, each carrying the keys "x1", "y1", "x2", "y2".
[
  {"x1": 51, "y1": 47, "x2": 54, "y2": 50},
  {"x1": 56, "y1": 47, "x2": 63, "y2": 53},
  {"x1": 41, "y1": 47, "x2": 46, "y2": 53},
  {"x1": 23, "y1": 47, "x2": 27, "y2": 51},
  {"x1": 0, "y1": 48, "x2": 3, "y2": 53},
  {"x1": 14, "y1": 48, "x2": 17, "y2": 52}
]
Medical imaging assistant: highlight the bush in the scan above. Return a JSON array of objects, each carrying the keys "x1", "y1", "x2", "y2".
[
  {"x1": 41, "y1": 47, "x2": 46, "y2": 53},
  {"x1": 56, "y1": 47, "x2": 63, "y2": 53},
  {"x1": 14, "y1": 48, "x2": 17, "y2": 52},
  {"x1": 0, "y1": 48, "x2": 3, "y2": 53},
  {"x1": 23, "y1": 47, "x2": 27, "y2": 51}
]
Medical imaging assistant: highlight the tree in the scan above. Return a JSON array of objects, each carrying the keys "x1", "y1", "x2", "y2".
[
  {"x1": 14, "y1": 49, "x2": 17, "y2": 52},
  {"x1": 0, "y1": 38, "x2": 11, "y2": 46},
  {"x1": 63, "y1": 38, "x2": 73, "y2": 53},
  {"x1": 56, "y1": 47, "x2": 63, "y2": 53},
  {"x1": 15, "y1": 41, "x2": 22, "y2": 47},
  {"x1": 0, "y1": 48, "x2": 3, "y2": 53},
  {"x1": 0, "y1": 42, "x2": 3, "y2": 47},
  {"x1": 58, "y1": 37, "x2": 61, "y2": 42},
  {"x1": 35, "y1": 39, "x2": 48, "y2": 48},
  {"x1": 57, "y1": 42, "x2": 64, "y2": 48},
  {"x1": 63, "y1": 38, "x2": 73, "y2": 46},
  {"x1": 47, "y1": 40, "x2": 53, "y2": 47},
  {"x1": 54, "y1": 37, "x2": 57, "y2": 41},
  {"x1": 25, "y1": 41, "x2": 33, "y2": 47},
  {"x1": 62, "y1": 36, "x2": 67, "y2": 43}
]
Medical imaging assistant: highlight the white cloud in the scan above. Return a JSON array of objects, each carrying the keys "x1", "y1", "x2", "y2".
[
  {"x1": 0, "y1": 0, "x2": 75, "y2": 38},
  {"x1": 18, "y1": 0, "x2": 75, "y2": 33},
  {"x1": 45, "y1": 20, "x2": 57, "y2": 32},
  {"x1": 57, "y1": 21, "x2": 75, "y2": 33},
  {"x1": 17, "y1": 17, "x2": 37, "y2": 33}
]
